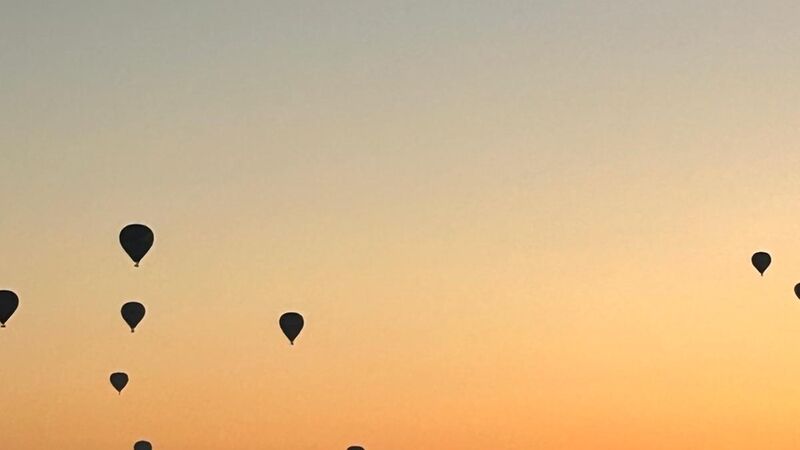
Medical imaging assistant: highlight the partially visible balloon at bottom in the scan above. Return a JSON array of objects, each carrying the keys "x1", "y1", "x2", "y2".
[
  {"x1": 348, "y1": 446, "x2": 365, "y2": 450},
  {"x1": 134, "y1": 440, "x2": 152, "y2": 450}
]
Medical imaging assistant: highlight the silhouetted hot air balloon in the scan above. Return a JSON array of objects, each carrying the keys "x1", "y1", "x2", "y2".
[
  {"x1": 794, "y1": 283, "x2": 800, "y2": 300},
  {"x1": 752, "y1": 251, "x2": 771, "y2": 276},
  {"x1": 347, "y1": 446, "x2": 365, "y2": 450},
  {"x1": 110, "y1": 372, "x2": 129, "y2": 395},
  {"x1": 134, "y1": 441, "x2": 152, "y2": 450},
  {"x1": 121, "y1": 302, "x2": 146, "y2": 333},
  {"x1": 0, "y1": 290, "x2": 19, "y2": 328},
  {"x1": 279, "y1": 312, "x2": 304, "y2": 345},
  {"x1": 120, "y1": 224, "x2": 154, "y2": 267}
]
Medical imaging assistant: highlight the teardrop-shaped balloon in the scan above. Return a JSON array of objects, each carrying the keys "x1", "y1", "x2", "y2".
[
  {"x1": 279, "y1": 312, "x2": 304, "y2": 345},
  {"x1": 121, "y1": 302, "x2": 146, "y2": 333},
  {"x1": 794, "y1": 283, "x2": 800, "y2": 300},
  {"x1": 752, "y1": 251, "x2": 771, "y2": 276},
  {"x1": 134, "y1": 441, "x2": 152, "y2": 450},
  {"x1": 110, "y1": 372, "x2": 129, "y2": 395},
  {"x1": 120, "y1": 224, "x2": 154, "y2": 267},
  {"x1": 0, "y1": 290, "x2": 19, "y2": 328}
]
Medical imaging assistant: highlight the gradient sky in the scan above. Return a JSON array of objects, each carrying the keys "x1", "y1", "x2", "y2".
[{"x1": 2, "y1": 1, "x2": 800, "y2": 449}]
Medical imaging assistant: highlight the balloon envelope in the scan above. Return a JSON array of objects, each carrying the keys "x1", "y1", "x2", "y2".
[
  {"x1": 0, "y1": 290, "x2": 19, "y2": 328},
  {"x1": 120, "y1": 224, "x2": 154, "y2": 267},
  {"x1": 279, "y1": 312, "x2": 304, "y2": 345},
  {"x1": 121, "y1": 302, "x2": 146, "y2": 332},
  {"x1": 752, "y1": 251, "x2": 771, "y2": 276},
  {"x1": 348, "y1": 447, "x2": 365, "y2": 450},
  {"x1": 795, "y1": 283, "x2": 800, "y2": 300},
  {"x1": 134, "y1": 441, "x2": 152, "y2": 450},
  {"x1": 110, "y1": 372, "x2": 129, "y2": 394}
]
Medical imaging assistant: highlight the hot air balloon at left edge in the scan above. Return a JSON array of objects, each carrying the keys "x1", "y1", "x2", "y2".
[
  {"x1": 0, "y1": 290, "x2": 19, "y2": 328},
  {"x1": 120, "y1": 224, "x2": 154, "y2": 267}
]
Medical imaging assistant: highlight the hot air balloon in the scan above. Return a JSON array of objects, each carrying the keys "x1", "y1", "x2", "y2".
[
  {"x1": 0, "y1": 290, "x2": 19, "y2": 328},
  {"x1": 134, "y1": 441, "x2": 152, "y2": 450},
  {"x1": 348, "y1": 446, "x2": 365, "y2": 450},
  {"x1": 120, "y1": 224, "x2": 154, "y2": 267},
  {"x1": 121, "y1": 302, "x2": 146, "y2": 333},
  {"x1": 279, "y1": 312, "x2": 304, "y2": 345},
  {"x1": 110, "y1": 372, "x2": 129, "y2": 394},
  {"x1": 752, "y1": 251, "x2": 771, "y2": 276},
  {"x1": 794, "y1": 283, "x2": 800, "y2": 300}
]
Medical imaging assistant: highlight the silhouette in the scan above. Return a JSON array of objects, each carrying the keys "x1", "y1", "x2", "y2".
[
  {"x1": 348, "y1": 446, "x2": 365, "y2": 450},
  {"x1": 110, "y1": 372, "x2": 129, "y2": 394},
  {"x1": 752, "y1": 251, "x2": 771, "y2": 276},
  {"x1": 134, "y1": 441, "x2": 152, "y2": 450},
  {"x1": 795, "y1": 283, "x2": 800, "y2": 300},
  {"x1": 120, "y1": 224, "x2": 154, "y2": 267},
  {"x1": 279, "y1": 312, "x2": 304, "y2": 345},
  {"x1": 0, "y1": 290, "x2": 19, "y2": 328},
  {"x1": 121, "y1": 302, "x2": 146, "y2": 333}
]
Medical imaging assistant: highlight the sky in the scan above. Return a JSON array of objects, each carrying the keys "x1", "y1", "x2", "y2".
[{"x1": 2, "y1": 1, "x2": 800, "y2": 449}]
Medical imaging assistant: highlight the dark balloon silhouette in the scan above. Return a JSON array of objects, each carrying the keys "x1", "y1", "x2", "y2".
[
  {"x1": 121, "y1": 302, "x2": 146, "y2": 333},
  {"x1": 120, "y1": 224, "x2": 154, "y2": 267},
  {"x1": 0, "y1": 290, "x2": 19, "y2": 328},
  {"x1": 795, "y1": 283, "x2": 800, "y2": 300},
  {"x1": 134, "y1": 441, "x2": 152, "y2": 450},
  {"x1": 752, "y1": 251, "x2": 771, "y2": 276},
  {"x1": 348, "y1": 446, "x2": 365, "y2": 450},
  {"x1": 279, "y1": 312, "x2": 304, "y2": 345},
  {"x1": 110, "y1": 372, "x2": 129, "y2": 394}
]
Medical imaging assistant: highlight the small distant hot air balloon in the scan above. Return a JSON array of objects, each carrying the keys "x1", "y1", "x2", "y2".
[
  {"x1": 0, "y1": 290, "x2": 19, "y2": 328},
  {"x1": 348, "y1": 446, "x2": 365, "y2": 450},
  {"x1": 134, "y1": 441, "x2": 152, "y2": 450},
  {"x1": 121, "y1": 302, "x2": 146, "y2": 333},
  {"x1": 110, "y1": 372, "x2": 129, "y2": 395},
  {"x1": 794, "y1": 283, "x2": 800, "y2": 300},
  {"x1": 752, "y1": 251, "x2": 771, "y2": 276},
  {"x1": 279, "y1": 312, "x2": 304, "y2": 345},
  {"x1": 120, "y1": 224, "x2": 154, "y2": 267}
]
